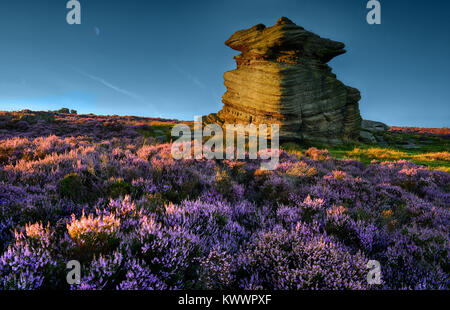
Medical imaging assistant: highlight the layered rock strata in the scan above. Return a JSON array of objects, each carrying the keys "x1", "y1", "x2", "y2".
[{"x1": 204, "y1": 17, "x2": 362, "y2": 143}]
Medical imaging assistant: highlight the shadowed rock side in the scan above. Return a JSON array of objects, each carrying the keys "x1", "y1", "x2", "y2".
[{"x1": 204, "y1": 17, "x2": 362, "y2": 144}]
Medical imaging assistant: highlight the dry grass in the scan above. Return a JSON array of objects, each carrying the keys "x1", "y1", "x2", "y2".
[
  {"x1": 389, "y1": 126, "x2": 450, "y2": 137},
  {"x1": 430, "y1": 166, "x2": 450, "y2": 173},
  {"x1": 348, "y1": 147, "x2": 408, "y2": 160},
  {"x1": 413, "y1": 152, "x2": 450, "y2": 162}
]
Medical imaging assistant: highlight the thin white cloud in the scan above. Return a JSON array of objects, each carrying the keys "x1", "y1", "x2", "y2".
[
  {"x1": 73, "y1": 68, "x2": 144, "y2": 103},
  {"x1": 172, "y1": 64, "x2": 206, "y2": 89}
]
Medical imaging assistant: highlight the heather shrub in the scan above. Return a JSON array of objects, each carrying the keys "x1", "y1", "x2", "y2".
[
  {"x1": 258, "y1": 173, "x2": 292, "y2": 204},
  {"x1": 132, "y1": 215, "x2": 201, "y2": 288},
  {"x1": 59, "y1": 173, "x2": 84, "y2": 201},
  {"x1": 305, "y1": 147, "x2": 331, "y2": 161},
  {"x1": 0, "y1": 242, "x2": 58, "y2": 289},
  {"x1": 34, "y1": 135, "x2": 72, "y2": 159},
  {"x1": 180, "y1": 199, "x2": 249, "y2": 253},
  {"x1": 0, "y1": 137, "x2": 34, "y2": 164},
  {"x1": 225, "y1": 160, "x2": 253, "y2": 184},
  {"x1": 324, "y1": 205, "x2": 381, "y2": 253},
  {"x1": 284, "y1": 161, "x2": 317, "y2": 179},
  {"x1": 198, "y1": 249, "x2": 234, "y2": 289},
  {"x1": 396, "y1": 167, "x2": 428, "y2": 193},
  {"x1": 0, "y1": 223, "x2": 63, "y2": 289},
  {"x1": 15, "y1": 120, "x2": 30, "y2": 131},
  {"x1": 67, "y1": 212, "x2": 120, "y2": 260},
  {"x1": 0, "y1": 146, "x2": 12, "y2": 164},
  {"x1": 213, "y1": 169, "x2": 235, "y2": 202},
  {"x1": 23, "y1": 222, "x2": 53, "y2": 248},
  {"x1": 97, "y1": 196, "x2": 142, "y2": 235},
  {"x1": 235, "y1": 223, "x2": 369, "y2": 289},
  {"x1": 58, "y1": 171, "x2": 102, "y2": 203},
  {"x1": 117, "y1": 259, "x2": 167, "y2": 290},
  {"x1": 75, "y1": 251, "x2": 125, "y2": 290},
  {"x1": 103, "y1": 120, "x2": 123, "y2": 132},
  {"x1": 381, "y1": 230, "x2": 448, "y2": 289},
  {"x1": 161, "y1": 176, "x2": 202, "y2": 204},
  {"x1": 136, "y1": 145, "x2": 154, "y2": 161},
  {"x1": 106, "y1": 178, "x2": 133, "y2": 199},
  {"x1": 290, "y1": 195, "x2": 325, "y2": 224}
]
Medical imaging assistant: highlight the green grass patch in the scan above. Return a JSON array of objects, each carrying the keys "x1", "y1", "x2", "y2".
[{"x1": 281, "y1": 131, "x2": 450, "y2": 172}]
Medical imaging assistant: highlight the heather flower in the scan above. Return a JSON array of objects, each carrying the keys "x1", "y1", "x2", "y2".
[
  {"x1": 330, "y1": 170, "x2": 347, "y2": 180},
  {"x1": 22, "y1": 222, "x2": 53, "y2": 248},
  {"x1": 381, "y1": 209, "x2": 393, "y2": 219},
  {"x1": 67, "y1": 211, "x2": 120, "y2": 255},
  {"x1": 198, "y1": 249, "x2": 234, "y2": 289},
  {"x1": 284, "y1": 161, "x2": 317, "y2": 178},
  {"x1": 0, "y1": 232, "x2": 59, "y2": 289},
  {"x1": 117, "y1": 259, "x2": 167, "y2": 290},
  {"x1": 73, "y1": 251, "x2": 124, "y2": 290},
  {"x1": 135, "y1": 215, "x2": 200, "y2": 288},
  {"x1": 305, "y1": 147, "x2": 330, "y2": 161},
  {"x1": 235, "y1": 223, "x2": 369, "y2": 290}
]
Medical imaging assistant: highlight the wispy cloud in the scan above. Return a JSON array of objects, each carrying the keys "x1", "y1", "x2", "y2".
[
  {"x1": 73, "y1": 68, "x2": 145, "y2": 103},
  {"x1": 172, "y1": 64, "x2": 206, "y2": 89}
]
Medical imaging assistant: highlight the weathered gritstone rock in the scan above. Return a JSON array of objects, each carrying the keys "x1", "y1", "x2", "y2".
[
  {"x1": 360, "y1": 119, "x2": 390, "y2": 145},
  {"x1": 204, "y1": 17, "x2": 362, "y2": 144},
  {"x1": 361, "y1": 120, "x2": 389, "y2": 133}
]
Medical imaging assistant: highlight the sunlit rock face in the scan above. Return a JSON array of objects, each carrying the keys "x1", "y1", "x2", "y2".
[{"x1": 204, "y1": 17, "x2": 362, "y2": 144}]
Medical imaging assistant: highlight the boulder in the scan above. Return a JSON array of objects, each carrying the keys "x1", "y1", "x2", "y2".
[
  {"x1": 359, "y1": 131, "x2": 377, "y2": 144},
  {"x1": 18, "y1": 111, "x2": 54, "y2": 124},
  {"x1": 361, "y1": 120, "x2": 389, "y2": 133},
  {"x1": 204, "y1": 17, "x2": 362, "y2": 143}
]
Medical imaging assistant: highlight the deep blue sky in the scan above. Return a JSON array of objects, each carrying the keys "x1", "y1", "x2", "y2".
[{"x1": 0, "y1": 0, "x2": 449, "y2": 127}]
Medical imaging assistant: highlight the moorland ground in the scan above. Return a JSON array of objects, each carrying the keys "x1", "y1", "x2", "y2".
[{"x1": 0, "y1": 110, "x2": 448, "y2": 289}]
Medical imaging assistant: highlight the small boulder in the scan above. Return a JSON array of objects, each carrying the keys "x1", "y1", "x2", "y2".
[
  {"x1": 19, "y1": 111, "x2": 55, "y2": 124},
  {"x1": 375, "y1": 135, "x2": 389, "y2": 147},
  {"x1": 361, "y1": 120, "x2": 389, "y2": 133},
  {"x1": 396, "y1": 139, "x2": 420, "y2": 149},
  {"x1": 360, "y1": 130, "x2": 377, "y2": 144}
]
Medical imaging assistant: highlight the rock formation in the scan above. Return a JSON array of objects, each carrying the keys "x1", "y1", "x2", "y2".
[
  {"x1": 204, "y1": 17, "x2": 362, "y2": 144},
  {"x1": 361, "y1": 120, "x2": 390, "y2": 133},
  {"x1": 360, "y1": 119, "x2": 389, "y2": 146}
]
